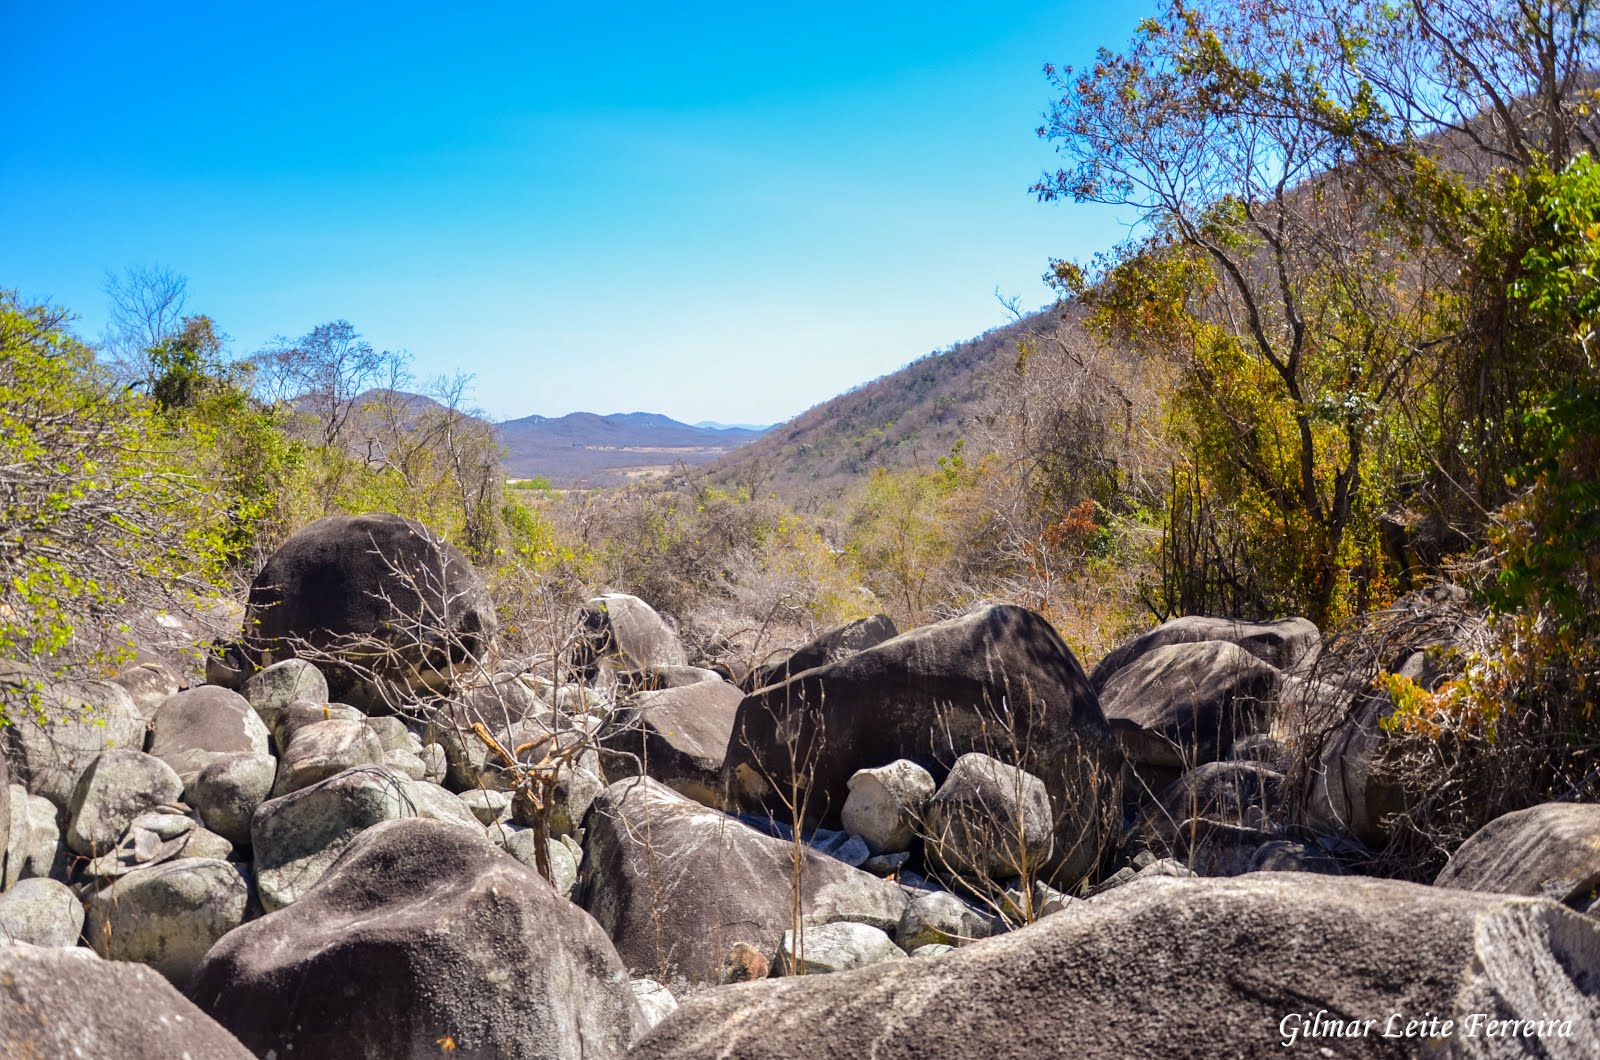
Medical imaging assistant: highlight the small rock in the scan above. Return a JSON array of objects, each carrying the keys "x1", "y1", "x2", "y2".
[
  {"x1": 778, "y1": 921, "x2": 906, "y2": 974},
  {"x1": 924, "y1": 753, "x2": 1053, "y2": 879},
  {"x1": 861, "y1": 851, "x2": 910, "y2": 876},
  {"x1": 631, "y1": 978, "x2": 679, "y2": 1031},
  {"x1": 841, "y1": 760, "x2": 936, "y2": 855},
  {"x1": 242, "y1": 659, "x2": 329, "y2": 732},
  {"x1": 460, "y1": 788, "x2": 511, "y2": 825},
  {"x1": 385, "y1": 748, "x2": 427, "y2": 780},
  {"x1": 0, "y1": 878, "x2": 84, "y2": 947},
  {"x1": 272, "y1": 719, "x2": 386, "y2": 796},
  {"x1": 895, "y1": 890, "x2": 996, "y2": 950},
  {"x1": 186, "y1": 753, "x2": 276, "y2": 847},
  {"x1": 909, "y1": 943, "x2": 954, "y2": 958}
]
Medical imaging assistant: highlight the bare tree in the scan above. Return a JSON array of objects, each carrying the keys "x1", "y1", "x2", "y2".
[
  {"x1": 101, "y1": 264, "x2": 189, "y2": 381},
  {"x1": 255, "y1": 321, "x2": 397, "y2": 450}
]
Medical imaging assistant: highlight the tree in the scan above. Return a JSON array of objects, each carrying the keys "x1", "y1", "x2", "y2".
[
  {"x1": 0, "y1": 291, "x2": 230, "y2": 716},
  {"x1": 256, "y1": 320, "x2": 397, "y2": 450},
  {"x1": 102, "y1": 264, "x2": 189, "y2": 382}
]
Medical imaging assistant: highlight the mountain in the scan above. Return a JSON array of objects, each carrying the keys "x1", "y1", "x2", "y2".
[
  {"x1": 695, "y1": 420, "x2": 773, "y2": 432},
  {"x1": 495, "y1": 411, "x2": 769, "y2": 485},
  {"x1": 705, "y1": 306, "x2": 1068, "y2": 505}
]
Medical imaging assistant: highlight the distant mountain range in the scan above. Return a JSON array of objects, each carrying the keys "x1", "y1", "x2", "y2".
[{"x1": 495, "y1": 411, "x2": 769, "y2": 484}]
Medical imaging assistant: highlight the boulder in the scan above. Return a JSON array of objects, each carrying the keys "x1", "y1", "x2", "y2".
[
  {"x1": 0, "y1": 878, "x2": 83, "y2": 947},
  {"x1": 185, "y1": 752, "x2": 277, "y2": 847},
  {"x1": 241, "y1": 657, "x2": 329, "y2": 731},
  {"x1": 273, "y1": 699, "x2": 366, "y2": 753},
  {"x1": 894, "y1": 890, "x2": 997, "y2": 950},
  {"x1": 1129, "y1": 761, "x2": 1284, "y2": 857},
  {"x1": 1, "y1": 672, "x2": 147, "y2": 810},
  {"x1": 579, "y1": 778, "x2": 908, "y2": 986},
  {"x1": 743, "y1": 614, "x2": 900, "y2": 692},
  {"x1": 364, "y1": 714, "x2": 413, "y2": 752},
  {"x1": 616, "y1": 665, "x2": 724, "y2": 694},
  {"x1": 251, "y1": 765, "x2": 423, "y2": 911},
  {"x1": 83, "y1": 857, "x2": 251, "y2": 988},
  {"x1": 0, "y1": 942, "x2": 253, "y2": 1059},
  {"x1": 1100, "y1": 641, "x2": 1281, "y2": 768},
  {"x1": 3, "y1": 787, "x2": 65, "y2": 886},
  {"x1": 65, "y1": 749, "x2": 184, "y2": 857},
  {"x1": 602, "y1": 679, "x2": 744, "y2": 806},
  {"x1": 631, "y1": 873, "x2": 1600, "y2": 1059},
  {"x1": 631, "y1": 979, "x2": 679, "y2": 1031},
  {"x1": 271, "y1": 719, "x2": 386, "y2": 796},
  {"x1": 841, "y1": 760, "x2": 937, "y2": 855},
  {"x1": 243, "y1": 512, "x2": 497, "y2": 710},
  {"x1": 81, "y1": 810, "x2": 212, "y2": 880},
  {"x1": 924, "y1": 753, "x2": 1053, "y2": 880},
  {"x1": 777, "y1": 921, "x2": 906, "y2": 975},
  {"x1": 1089, "y1": 615, "x2": 1320, "y2": 691},
  {"x1": 190, "y1": 818, "x2": 644, "y2": 1059},
  {"x1": 724, "y1": 605, "x2": 1122, "y2": 884},
  {"x1": 574, "y1": 593, "x2": 687, "y2": 677},
  {"x1": 109, "y1": 657, "x2": 181, "y2": 719},
  {"x1": 1435, "y1": 803, "x2": 1600, "y2": 907},
  {"x1": 148, "y1": 686, "x2": 270, "y2": 783},
  {"x1": 1301, "y1": 690, "x2": 1412, "y2": 847}
]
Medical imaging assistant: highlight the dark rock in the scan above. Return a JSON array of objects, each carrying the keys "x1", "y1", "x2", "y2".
[
  {"x1": 1101, "y1": 641, "x2": 1281, "y2": 768},
  {"x1": 742, "y1": 615, "x2": 900, "y2": 692},
  {"x1": 602, "y1": 679, "x2": 744, "y2": 806},
  {"x1": 579, "y1": 778, "x2": 908, "y2": 986},
  {"x1": 243, "y1": 513, "x2": 497, "y2": 711},
  {"x1": 631, "y1": 873, "x2": 1600, "y2": 1060},
  {"x1": 616, "y1": 665, "x2": 724, "y2": 693},
  {"x1": 573, "y1": 593, "x2": 687, "y2": 677},
  {"x1": 0, "y1": 943, "x2": 253, "y2": 1059},
  {"x1": 148, "y1": 686, "x2": 271, "y2": 783},
  {"x1": 191, "y1": 818, "x2": 644, "y2": 1059},
  {"x1": 1435, "y1": 803, "x2": 1600, "y2": 907},
  {"x1": 724, "y1": 605, "x2": 1122, "y2": 884},
  {"x1": 1089, "y1": 615, "x2": 1320, "y2": 692}
]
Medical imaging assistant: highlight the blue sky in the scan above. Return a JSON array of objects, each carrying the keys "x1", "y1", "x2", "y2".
[{"x1": 1, "y1": 1, "x2": 1151, "y2": 425}]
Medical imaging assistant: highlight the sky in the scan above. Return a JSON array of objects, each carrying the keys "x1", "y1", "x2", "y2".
[{"x1": 0, "y1": 1, "x2": 1153, "y2": 426}]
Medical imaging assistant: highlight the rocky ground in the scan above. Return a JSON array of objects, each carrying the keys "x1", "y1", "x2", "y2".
[{"x1": 1, "y1": 512, "x2": 1596, "y2": 1058}]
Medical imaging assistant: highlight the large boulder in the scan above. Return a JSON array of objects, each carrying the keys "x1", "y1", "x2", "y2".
[
  {"x1": 724, "y1": 605, "x2": 1122, "y2": 884},
  {"x1": 250, "y1": 765, "x2": 483, "y2": 911},
  {"x1": 573, "y1": 593, "x2": 687, "y2": 677},
  {"x1": 0, "y1": 943, "x2": 253, "y2": 1059},
  {"x1": 924, "y1": 753, "x2": 1054, "y2": 880},
  {"x1": 191, "y1": 818, "x2": 645, "y2": 1060},
  {"x1": 1089, "y1": 615, "x2": 1320, "y2": 691},
  {"x1": 243, "y1": 513, "x2": 497, "y2": 710},
  {"x1": 1300, "y1": 690, "x2": 1412, "y2": 847},
  {"x1": 147, "y1": 686, "x2": 271, "y2": 783},
  {"x1": 65, "y1": 748, "x2": 184, "y2": 857},
  {"x1": 1100, "y1": 641, "x2": 1281, "y2": 769},
  {"x1": 743, "y1": 614, "x2": 900, "y2": 692},
  {"x1": 1435, "y1": 803, "x2": 1600, "y2": 907},
  {"x1": 0, "y1": 877, "x2": 83, "y2": 947},
  {"x1": 1, "y1": 670, "x2": 147, "y2": 810},
  {"x1": 83, "y1": 857, "x2": 250, "y2": 988},
  {"x1": 631, "y1": 873, "x2": 1600, "y2": 1059},
  {"x1": 271, "y1": 719, "x2": 386, "y2": 796},
  {"x1": 841, "y1": 760, "x2": 936, "y2": 855},
  {"x1": 579, "y1": 778, "x2": 908, "y2": 986},
  {"x1": 602, "y1": 679, "x2": 744, "y2": 806},
  {"x1": 240, "y1": 657, "x2": 329, "y2": 731}
]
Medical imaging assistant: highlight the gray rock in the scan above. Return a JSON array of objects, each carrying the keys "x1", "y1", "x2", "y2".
[
  {"x1": 110, "y1": 659, "x2": 181, "y2": 719},
  {"x1": 191, "y1": 818, "x2": 644, "y2": 1059},
  {"x1": 1249, "y1": 839, "x2": 1346, "y2": 875},
  {"x1": 0, "y1": 877, "x2": 84, "y2": 947},
  {"x1": 408, "y1": 780, "x2": 487, "y2": 831},
  {"x1": 2, "y1": 674, "x2": 147, "y2": 810},
  {"x1": 861, "y1": 851, "x2": 911, "y2": 876},
  {"x1": 148, "y1": 686, "x2": 271, "y2": 782},
  {"x1": 383, "y1": 748, "x2": 427, "y2": 779},
  {"x1": 579, "y1": 778, "x2": 907, "y2": 985},
  {"x1": 510, "y1": 746, "x2": 604, "y2": 839},
  {"x1": 460, "y1": 787, "x2": 511, "y2": 824},
  {"x1": 894, "y1": 890, "x2": 996, "y2": 950},
  {"x1": 778, "y1": 921, "x2": 906, "y2": 975},
  {"x1": 574, "y1": 593, "x2": 688, "y2": 676},
  {"x1": 1435, "y1": 802, "x2": 1600, "y2": 906},
  {"x1": 272, "y1": 718, "x2": 386, "y2": 796},
  {"x1": 273, "y1": 699, "x2": 366, "y2": 754},
  {"x1": 1089, "y1": 615, "x2": 1320, "y2": 691},
  {"x1": 1301, "y1": 690, "x2": 1411, "y2": 847},
  {"x1": 83, "y1": 857, "x2": 251, "y2": 988},
  {"x1": 498, "y1": 827, "x2": 579, "y2": 898},
  {"x1": 66, "y1": 749, "x2": 184, "y2": 857},
  {"x1": 251, "y1": 766, "x2": 423, "y2": 911},
  {"x1": 0, "y1": 942, "x2": 254, "y2": 1059},
  {"x1": 186, "y1": 752, "x2": 276, "y2": 847},
  {"x1": 841, "y1": 760, "x2": 936, "y2": 855},
  {"x1": 908, "y1": 943, "x2": 954, "y2": 958},
  {"x1": 364, "y1": 714, "x2": 412, "y2": 752},
  {"x1": 4, "y1": 787, "x2": 65, "y2": 886},
  {"x1": 420, "y1": 741, "x2": 448, "y2": 783},
  {"x1": 1101, "y1": 641, "x2": 1282, "y2": 768},
  {"x1": 742, "y1": 614, "x2": 900, "y2": 692},
  {"x1": 925, "y1": 753, "x2": 1053, "y2": 880},
  {"x1": 632, "y1": 875, "x2": 1600, "y2": 1060},
  {"x1": 241, "y1": 658, "x2": 329, "y2": 732},
  {"x1": 601, "y1": 679, "x2": 743, "y2": 807},
  {"x1": 631, "y1": 978, "x2": 679, "y2": 1031}
]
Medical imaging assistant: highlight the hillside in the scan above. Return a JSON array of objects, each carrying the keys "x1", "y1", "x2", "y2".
[{"x1": 706, "y1": 306, "x2": 1071, "y2": 505}]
